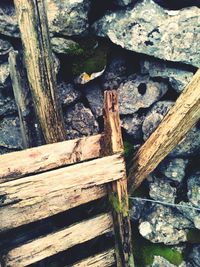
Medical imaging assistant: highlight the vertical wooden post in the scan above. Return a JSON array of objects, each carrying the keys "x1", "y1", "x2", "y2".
[
  {"x1": 9, "y1": 50, "x2": 43, "y2": 148},
  {"x1": 13, "y1": 0, "x2": 66, "y2": 143},
  {"x1": 103, "y1": 91, "x2": 135, "y2": 267}
]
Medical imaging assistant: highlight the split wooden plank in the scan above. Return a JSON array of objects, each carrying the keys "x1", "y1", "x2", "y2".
[
  {"x1": 0, "y1": 134, "x2": 103, "y2": 183},
  {"x1": 72, "y1": 249, "x2": 115, "y2": 267},
  {"x1": 9, "y1": 50, "x2": 43, "y2": 148},
  {"x1": 0, "y1": 153, "x2": 125, "y2": 232},
  {"x1": 128, "y1": 68, "x2": 200, "y2": 192},
  {"x1": 13, "y1": 0, "x2": 66, "y2": 143},
  {"x1": 3, "y1": 213, "x2": 113, "y2": 267},
  {"x1": 103, "y1": 90, "x2": 135, "y2": 267}
]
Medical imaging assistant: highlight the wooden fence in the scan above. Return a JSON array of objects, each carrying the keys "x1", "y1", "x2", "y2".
[{"x1": 0, "y1": 91, "x2": 134, "y2": 267}]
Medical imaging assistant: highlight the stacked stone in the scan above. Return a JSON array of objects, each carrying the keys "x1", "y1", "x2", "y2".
[{"x1": 0, "y1": 0, "x2": 200, "y2": 266}]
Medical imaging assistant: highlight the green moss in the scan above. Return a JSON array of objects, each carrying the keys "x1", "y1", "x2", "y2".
[
  {"x1": 109, "y1": 193, "x2": 129, "y2": 217},
  {"x1": 72, "y1": 37, "x2": 109, "y2": 76},
  {"x1": 187, "y1": 229, "x2": 200, "y2": 244},
  {"x1": 68, "y1": 42, "x2": 84, "y2": 56},
  {"x1": 124, "y1": 140, "x2": 135, "y2": 158},
  {"x1": 132, "y1": 224, "x2": 183, "y2": 267}
]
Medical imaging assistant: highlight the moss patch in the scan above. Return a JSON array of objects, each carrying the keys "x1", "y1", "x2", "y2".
[
  {"x1": 187, "y1": 229, "x2": 200, "y2": 244},
  {"x1": 132, "y1": 223, "x2": 183, "y2": 267},
  {"x1": 72, "y1": 37, "x2": 109, "y2": 76}
]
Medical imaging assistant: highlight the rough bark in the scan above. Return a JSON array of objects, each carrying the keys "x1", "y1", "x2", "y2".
[
  {"x1": 128, "y1": 69, "x2": 200, "y2": 191},
  {"x1": 0, "y1": 153, "x2": 124, "y2": 232},
  {"x1": 73, "y1": 249, "x2": 115, "y2": 267},
  {"x1": 9, "y1": 50, "x2": 43, "y2": 148},
  {"x1": 3, "y1": 213, "x2": 112, "y2": 267},
  {"x1": 0, "y1": 134, "x2": 103, "y2": 183},
  {"x1": 103, "y1": 90, "x2": 135, "y2": 267},
  {"x1": 13, "y1": 0, "x2": 66, "y2": 143}
]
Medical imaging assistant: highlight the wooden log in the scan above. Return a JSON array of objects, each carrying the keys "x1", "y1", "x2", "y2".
[
  {"x1": 103, "y1": 91, "x2": 135, "y2": 267},
  {"x1": 128, "y1": 69, "x2": 200, "y2": 191},
  {"x1": 8, "y1": 50, "x2": 43, "y2": 148},
  {"x1": 0, "y1": 134, "x2": 103, "y2": 183},
  {"x1": 72, "y1": 249, "x2": 115, "y2": 267},
  {"x1": 13, "y1": 0, "x2": 66, "y2": 143},
  {"x1": 3, "y1": 213, "x2": 113, "y2": 267},
  {"x1": 0, "y1": 153, "x2": 125, "y2": 232}
]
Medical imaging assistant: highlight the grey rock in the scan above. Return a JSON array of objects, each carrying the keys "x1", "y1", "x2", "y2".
[
  {"x1": 177, "y1": 201, "x2": 200, "y2": 230},
  {"x1": 121, "y1": 113, "x2": 144, "y2": 140},
  {"x1": 139, "y1": 204, "x2": 193, "y2": 244},
  {"x1": 118, "y1": 74, "x2": 168, "y2": 115},
  {"x1": 188, "y1": 245, "x2": 200, "y2": 267},
  {"x1": 47, "y1": 0, "x2": 91, "y2": 36},
  {"x1": 0, "y1": 2, "x2": 19, "y2": 37},
  {"x1": 85, "y1": 83, "x2": 104, "y2": 118},
  {"x1": 51, "y1": 38, "x2": 83, "y2": 55},
  {"x1": 158, "y1": 158, "x2": 189, "y2": 183},
  {"x1": 0, "y1": 0, "x2": 90, "y2": 37},
  {"x1": 64, "y1": 103, "x2": 99, "y2": 139},
  {"x1": 58, "y1": 82, "x2": 81, "y2": 106},
  {"x1": 0, "y1": 62, "x2": 11, "y2": 89},
  {"x1": 142, "y1": 101, "x2": 174, "y2": 140},
  {"x1": 143, "y1": 101, "x2": 200, "y2": 156},
  {"x1": 130, "y1": 199, "x2": 146, "y2": 222},
  {"x1": 148, "y1": 256, "x2": 187, "y2": 267},
  {"x1": 0, "y1": 39, "x2": 13, "y2": 56},
  {"x1": 187, "y1": 171, "x2": 200, "y2": 208},
  {"x1": 115, "y1": 0, "x2": 136, "y2": 7},
  {"x1": 149, "y1": 177, "x2": 177, "y2": 203},
  {"x1": 0, "y1": 93, "x2": 17, "y2": 117},
  {"x1": 94, "y1": 0, "x2": 200, "y2": 67},
  {"x1": 53, "y1": 53, "x2": 60, "y2": 75},
  {"x1": 101, "y1": 56, "x2": 126, "y2": 90},
  {"x1": 140, "y1": 58, "x2": 194, "y2": 93},
  {"x1": 0, "y1": 116, "x2": 22, "y2": 149}
]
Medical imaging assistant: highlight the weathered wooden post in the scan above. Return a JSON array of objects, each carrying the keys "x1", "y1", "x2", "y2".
[
  {"x1": 128, "y1": 69, "x2": 200, "y2": 192},
  {"x1": 9, "y1": 50, "x2": 43, "y2": 148},
  {"x1": 13, "y1": 0, "x2": 66, "y2": 143},
  {"x1": 104, "y1": 90, "x2": 135, "y2": 267}
]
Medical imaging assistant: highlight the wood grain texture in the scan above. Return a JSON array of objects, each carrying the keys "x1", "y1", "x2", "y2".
[
  {"x1": 72, "y1": 249, "x2": 115, "y2": 267},
  {"x1": 128, "y1": 69, "x2": 200, "y2": 191},
  {"x1": 3, "y1": 213, "x2": 113, "y2": 267},
  {"x1": 0, "y1": 134, "x2": 103, "y2": 183},
  {"x1": 0, "y1": 153, "x2": 124, "y2": 232},
  {"x1": 13, "y1": 0, "x2": 66, "y2": 143},
  {"x1": 103, "y1": 91, "x2": 135, "y2": 267},
  {"x1": 9, "y1": 50, "x2": 43, "y2": 148}
]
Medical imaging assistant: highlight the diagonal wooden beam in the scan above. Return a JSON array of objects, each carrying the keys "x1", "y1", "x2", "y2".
[{"x1": 128, "y1": 69, "x2": 200, "y2": 192}]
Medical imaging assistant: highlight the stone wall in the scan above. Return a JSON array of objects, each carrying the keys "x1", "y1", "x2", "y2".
[{"x1": 0, "y1": 0, "x2": 200, "y2": 266}]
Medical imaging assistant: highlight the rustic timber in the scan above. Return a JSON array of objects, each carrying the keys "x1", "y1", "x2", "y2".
[
  {"x1": 128, "y1": 68, "x2": 200, "y2": 191},
  {"x1": 103, "y1": 91, "x2": 135, "y2": 267},
  {"x1": 73, "y1": 249, "x2": 115, "y2": 267},
  {"x1": 0, "y1": 134, "x2": 103, "y2": 183},
  {"x1": 0, "y1": 153, "x2": 124, "y2": 232},
  {"x1": 3, "y1": 213, "x2": 113, "y2": 267},
  {"x1": 13, "y1": 0, "x2": 66, "y2": 143},
  {"x1": 8, "y1": 50, "x2": 43, "y2": 148}
]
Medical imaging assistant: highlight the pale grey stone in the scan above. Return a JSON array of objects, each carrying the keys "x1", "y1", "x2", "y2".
[
  {"x1": 158, "y1": 158, "x2": 189, "y2": 183},
  {"x1": 0, "y1": 116, "x2": 22, "y2": 149},
  {"x1": 188, "y1": 245, "x2": 200, "y2": 267},
  {"x1": 121, "y1": 113, "x2": 144, "y2": 140},
  {"x1": 0, "y1": 62, "x2": 10, "y2": 89},
  {"x1": 115, "y1": 0, "x2": 136, "y2": 7},
  {"x1": 139, "y1": 204, "x2": 193, "y2": 245},
  {"x1": 0, "y1": 39, "x2": 13, "y2": 57},
  {"x1": 187, "y1": 171, "x2": 200, "y2": 208},
  {"x1": 85, "y1": 83, "x2": 104, "y2": 118},
  {"x1": 140, "y1": 58, "x2": 194, "y2": 93},
  {"x1": 64, "y1": 103, "x2": 99, "y2": 139},
  {"x1": 94, "y1": 0, "x2": 200, "y2": 67},
  {"x1": 0, "y1": 92, "x2": 17, "y2": 117},
  {"x1": 148, "y1": 256, "x2": 187, "y2": 267},
  {"x1": 118, "y1": 74, "x2": 168, "y2": 115},
  {"x1": 58, "y1": 82, "x2": 81, "y2": 106}
]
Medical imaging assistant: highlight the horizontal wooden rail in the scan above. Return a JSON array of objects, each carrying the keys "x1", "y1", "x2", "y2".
[
  {"x1": 0, "y1": 154, "x2": 125, "y2": 232},
  {"x1": 73, "y1": 249, "x2": 115, "y2": 267},
  {"x1": 0, "y1": 134, "x2": 103, "y2": 183},
  {"x1": 128, "y1": 68, "x2": 200, "y2": 191},
  {"x1": 3, "y1": 213, "x2": 113, "y2": 267}
]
